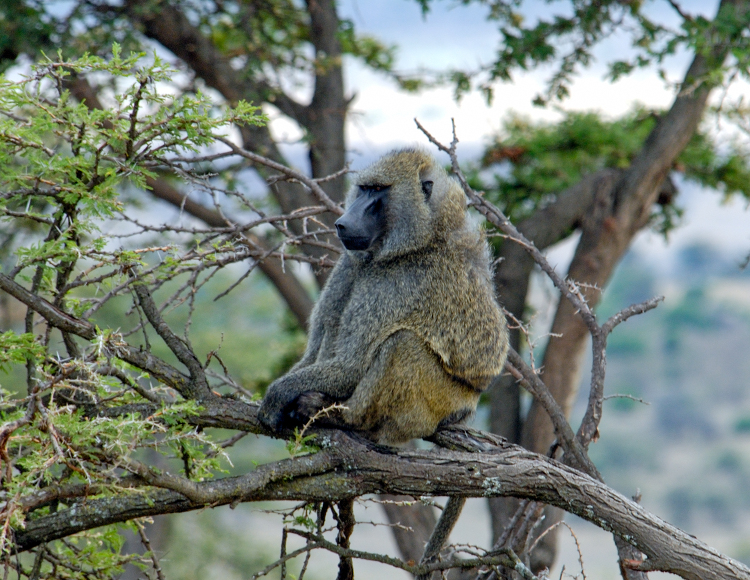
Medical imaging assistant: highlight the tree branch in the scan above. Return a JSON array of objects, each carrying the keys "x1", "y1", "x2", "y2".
[
  {"x1": 289, "y1": 528, "x2": 535, "y2": 578},
  {"x1": 211, "y1": 136, "x2": 344, "y2": 216},
  {"x1": 416, "y1": 496, "x2": 466, "y2": 580},
  {"x1": 130, "y1": 272, "x2": 211, "y2": 399},
  {"x1": 576, "y1": 296, "x2": 665, "y2": 450},
  {"x1": 65, "y1": 75, "x2": 315, "y2": 330},
  {"x1": 305, "y1": 0, "x2": 349, "y2": 205},
  {"x1": 12, "y1": 427, "x2": 749, "y2": 580},
  {"x1": 515, "y1": 0, "x2": 746, "y2": 566},
  {"x1": 335, "y1": 499, "x2": 355, "y2": 580},
  {"x1": 123, "y1": 0, "x2": 304, "y2": 118},
  {"x1": 504, "y1": 348, "x2": 597, "y2": 475},
  {"x1": 487, "y1": 168, "x2": 620, "y2": 543},
  {"x1": 123, "y1": 0, "x2": 346, "y2": 288}
]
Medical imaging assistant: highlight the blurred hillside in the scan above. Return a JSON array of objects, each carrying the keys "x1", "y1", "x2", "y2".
[{"x1": 552, "y1": 240, "x2": 750, "y2": 577}]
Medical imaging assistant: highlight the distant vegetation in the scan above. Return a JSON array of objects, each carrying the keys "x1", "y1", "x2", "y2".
[{"x1": 588, "y1": 241, "x2": 750, "y2": 559}]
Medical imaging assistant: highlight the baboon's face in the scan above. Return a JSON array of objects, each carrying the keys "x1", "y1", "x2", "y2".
[
  {"x1": 335, "y1": 175, "x2": 434, "y2": 253},
  {"x1": 336, "y1": 149, "x2": 456, "y2": 258},
  {"x1": 335, "y1": 183, "x2": 389, "y2": 251}
]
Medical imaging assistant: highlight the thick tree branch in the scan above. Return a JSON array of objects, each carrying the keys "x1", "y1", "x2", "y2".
[
  {"x1": 524, "y1": 0, "x2": 748, "y2": 454},
  {"x1": 12, "y1": 427, "x2": 749, "y2": 580},
  {"x1": 305, "y1": 0, "x2": 348, "y2": 204},
  {"x1": 123, "y1": 0, "x2": 304, "y2": 118},
  {"x1": 130, "y1": 273, "x2": 211, "y2": 399},
  {"x1": 516, "y1": 0, "x2": 746, "y2": 567}
]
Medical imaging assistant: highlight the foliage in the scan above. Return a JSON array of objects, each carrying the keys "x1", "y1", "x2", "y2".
[
  {"x1": 420, "y1": 0, "x2": 750, "y2": 105},
  {"x1": 0, "y1": 0, "x2": 412, "y2": 95},
  {"x1": 0, "y1": 48, "x2": 267, "y2": 576},
  {"x1": 473, "y1": 107, "x2": 750, "y2": 236}
]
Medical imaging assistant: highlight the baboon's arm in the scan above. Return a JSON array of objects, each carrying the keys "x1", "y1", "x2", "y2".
[
  {"x1": 290, "y1": 256, "x2": 358, "y2": 370},
  {"x1": 257, "y1": 358, "x2": 361, "y2": 432}
]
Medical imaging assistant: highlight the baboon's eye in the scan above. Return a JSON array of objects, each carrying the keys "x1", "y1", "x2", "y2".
[{"x1": 421, "y1": 180, "x2": 433, "y2": 200}]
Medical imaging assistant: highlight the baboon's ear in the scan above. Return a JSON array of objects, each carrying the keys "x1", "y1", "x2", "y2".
[{"x1": 422, "y1": 180, "x2": 433, "y2": 200}]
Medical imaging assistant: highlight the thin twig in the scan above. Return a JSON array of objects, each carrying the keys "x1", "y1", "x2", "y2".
[
  {"x1": 287, "y1": 529, "x2": 539, "y2": 578},
  {"x1": 250, "y1": 541, "x2": 324, "y2": 579},
  {"x1": 211, "y1": 137, "x2": 344, "y2": 216},
  {"x1": 136, "y1": 520, "x2": 166, "y2": 580}
]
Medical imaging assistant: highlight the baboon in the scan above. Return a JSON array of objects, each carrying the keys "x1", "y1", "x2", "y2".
[{"x1": 259, "y1": 148, "x2": 508, "y2": 444}]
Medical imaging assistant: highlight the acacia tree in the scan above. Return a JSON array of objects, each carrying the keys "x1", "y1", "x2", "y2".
[
  {"x1": 2, "y1": 1, "x2": 750, "y2": 578},
  {"x1": 0, "y1": 46, "x2": 748, "y2": 580}
]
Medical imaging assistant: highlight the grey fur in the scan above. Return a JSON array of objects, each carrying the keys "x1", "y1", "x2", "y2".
[{"x1": 258, "y1": 149, "x2": 508, "y2": 444}]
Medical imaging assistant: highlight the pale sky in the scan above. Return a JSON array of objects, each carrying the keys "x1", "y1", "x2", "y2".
[
  {"x1": 286, "y1": 0, "x2": 750, "y2": 270},
  {"x1": 332, "y1": 0, "x2": 702, "y2": 151}
]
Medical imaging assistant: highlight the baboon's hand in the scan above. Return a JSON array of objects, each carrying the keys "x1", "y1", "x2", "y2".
[
  {"x1": 258, "y1": 390, "x2": 341, "y2": 433},
  {"x1": 257, "y1": 396, "x2": 286, "y2": 433},
  {"x1": 291, "y1": 391, "x2": 337, "y2": 422},
  {"x1": 258, "y1": 378, "x2": 298, "y2": 432}
]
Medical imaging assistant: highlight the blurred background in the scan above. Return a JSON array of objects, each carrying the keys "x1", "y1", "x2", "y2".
[{"x1": 1, "y1": 0, "x2": 749, "y2": 578}]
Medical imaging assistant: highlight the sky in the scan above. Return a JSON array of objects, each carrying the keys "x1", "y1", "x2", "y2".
[
  {"x1": 272, "y1": 0, "x2": 705, "y2": 150},
  {"x1": 274, "y1": 0, "x2": 750, "y2": 271},
  {"x1": 331, "y1": 0, "x2": 722, "y2": 149}
]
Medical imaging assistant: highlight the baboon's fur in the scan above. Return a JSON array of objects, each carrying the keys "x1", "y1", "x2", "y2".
[{"x1": 259, "y1": 149, "x2": 508, "y2": 444}]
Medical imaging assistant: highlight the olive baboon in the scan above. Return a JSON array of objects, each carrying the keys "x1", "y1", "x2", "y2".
[{"x1": 259, "y1": 148, "x2": 508, "y2": 444}]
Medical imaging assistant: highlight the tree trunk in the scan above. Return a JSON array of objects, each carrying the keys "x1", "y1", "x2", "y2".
[
  {"x1": 380, "y1": 495, "x2": 437, "y2": 565},
  {"x1": 518, "y1": 0, "x2": 744, "y2": 569}
]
